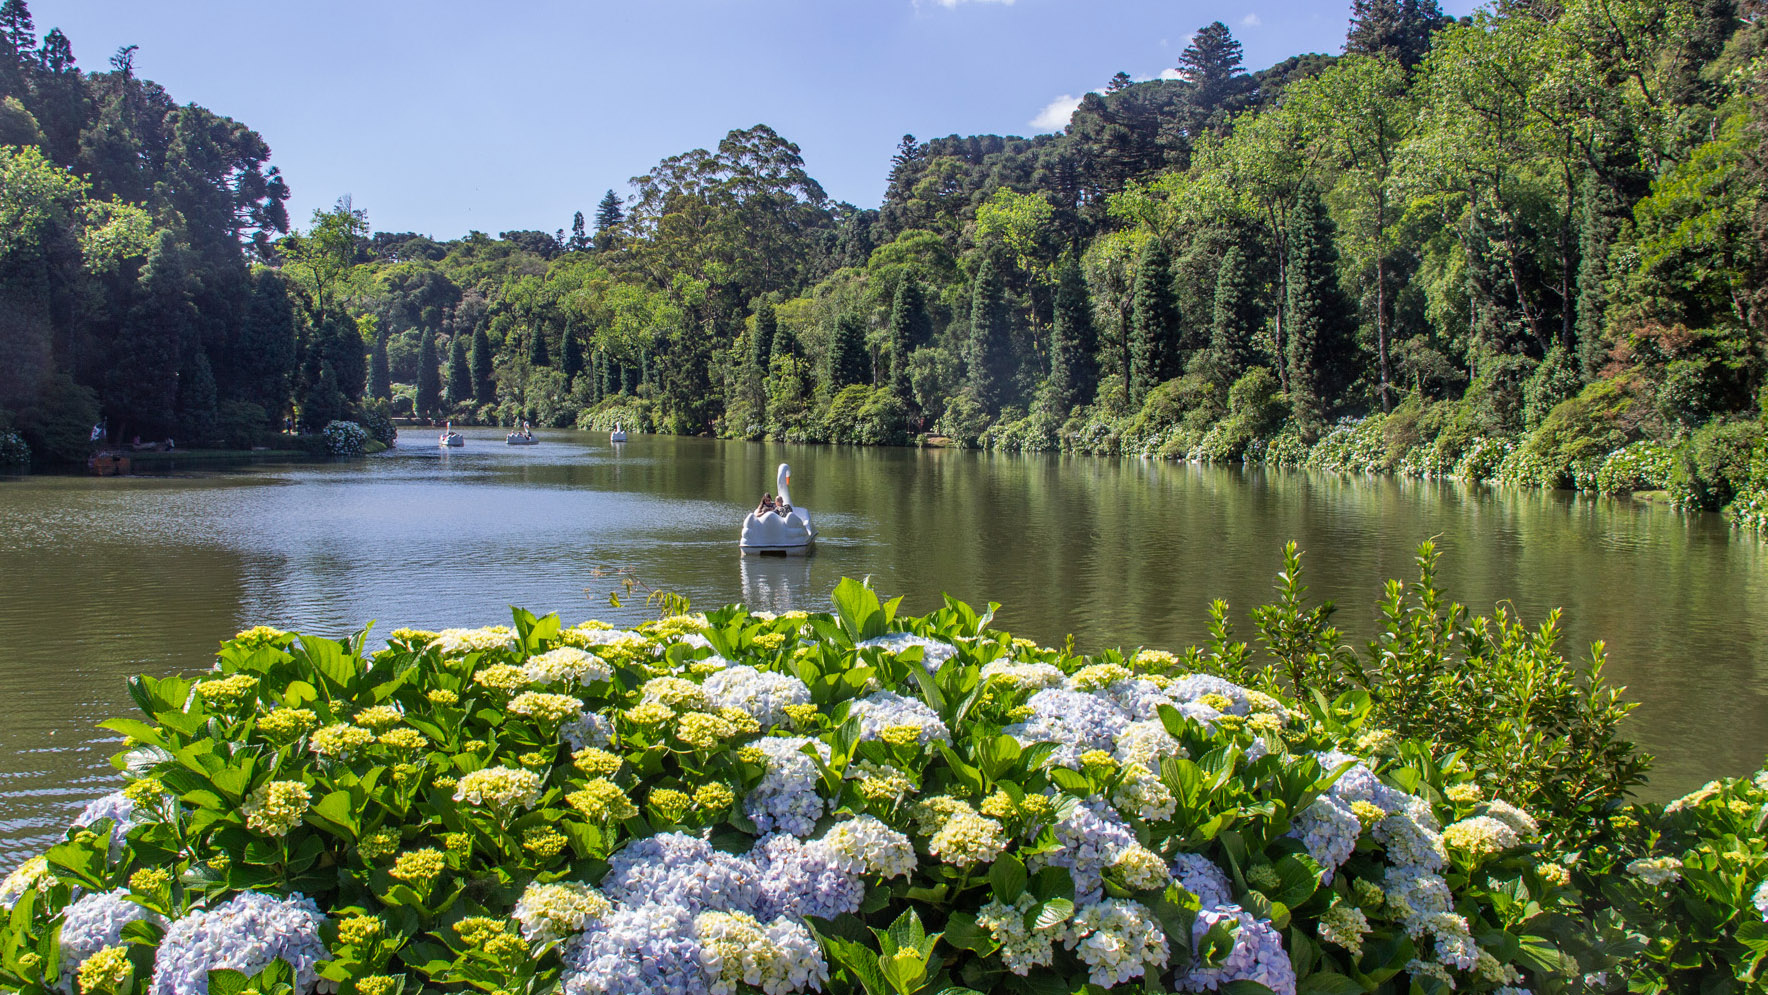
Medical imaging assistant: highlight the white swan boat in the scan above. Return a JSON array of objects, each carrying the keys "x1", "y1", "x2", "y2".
[
  {"x1": 610, "y1": 423, "x2": 628, "y2": 443},
  {"x1": 506, "y1": 432, "x2": 538, "y2": 446},
  {"x1": 740, "y1": 462, "x2": 816, "y2": 556},
  {"x1": 438, "y1": 424, "x2": 464, "y2": 447}
]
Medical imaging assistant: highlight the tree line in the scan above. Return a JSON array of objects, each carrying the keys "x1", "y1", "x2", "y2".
[{"x1": 4, "y1": 0, "x2": 1767, "y2": 522}]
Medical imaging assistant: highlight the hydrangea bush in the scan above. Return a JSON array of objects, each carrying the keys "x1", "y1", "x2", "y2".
[
  {"x1": 322, "y1": 421, "x2": 368, "y2": 457},
  {"x1": 0, "y1": 581, "x2": 1595, "y2": 995}
]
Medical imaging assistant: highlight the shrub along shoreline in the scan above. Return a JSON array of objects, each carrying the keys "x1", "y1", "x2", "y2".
[{"x1": 0, "y1": 550, "x2": 1761, "y2": 994}]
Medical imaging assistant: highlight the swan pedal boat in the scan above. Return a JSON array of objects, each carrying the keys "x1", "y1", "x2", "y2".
[
  {"x1": 439, "y1": 432, "x2": 464, "y2": 448},
  {"x1": 609, "y1": 429, "x2": 628, "y2": 443},
  {"x1": 506, "y1": 433, "x2": 538, "y2": 446},
  {"x1": 740, "y1": 462, "x2": 816, "y2": 556}
]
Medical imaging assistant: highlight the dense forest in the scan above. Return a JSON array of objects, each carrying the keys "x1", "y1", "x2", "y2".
[{"x1": 4, "y1": 0, "x2": 1768, "y2": 527}]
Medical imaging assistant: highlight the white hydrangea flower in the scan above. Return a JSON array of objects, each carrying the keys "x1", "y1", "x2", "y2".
[
  {"x1": 523, "y1": 647, "x2": 612, "y2": 686},
  {"x1": 453, "y1": 766, "x2": 542, "y2": 812},
  {"x1": 1753, "y1": 879, "x2": 1768, "y2": 923},
  {"x1": 1062, "y1": 899, "x2": 1170, "y2": 988},
  {"x1": 820, "y1": 816, "x2": 916, "y2": 879},
  {"x1": 432, "y1": 626, "x2": 516, "y2": 656},
  {"x1": 1114, "y1": 720, "x2": 1184, "y2": 770},
  {"x1": 927, "y1": 812, "x2": 1007, "y2": 866},
  {"x1": 857, "y1": 632, "x2": 957, "y2": 672},
  {"x1": 511, "y1": 881, "x2": 611, "y2": 944},
  {"x1": 1111, "y1": 764, "x2": 1177, "y2": 822},
  {"x1": 1479, "y1": 799, "x2": 1539, "y2": 838},
  {"x1": 849, "y1": 690, "x2": 949, "y2": 746},
  {"x1": 977, "y1": 893, "x2": 1060, "y2": 975},
  {"x1": 694, "y1": 910, "x2": 828, "y2": 995},
  {"x1": 1627, "y1": 856, "x2": 1683, "y2": 887},
  {"x1": 979, "y1": 660, "x2": 1065, "y2": 691},
  {"x1": 1442, "y1": 815, "x2": 1521, "y2": 857},
  {"x1": 704, "y1": 665, "x2": 813, "y2": 729},
  {"x1": 0, "y1": 856, "x2": 55, "y2": 910}
]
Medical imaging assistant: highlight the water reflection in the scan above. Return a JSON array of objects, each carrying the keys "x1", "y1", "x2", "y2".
[{"x1": 740, "y1": 554, "x2": 818, "y2": 616}]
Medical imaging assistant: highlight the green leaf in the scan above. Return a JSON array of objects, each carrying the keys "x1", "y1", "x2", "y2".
[
  {"x1": 1033, "y1": 897, "x2": 1074, "y2": 931},
  {"x1": 989, "y1": 853, "x2": 1028, "y2": 903},
  {"x1": 1296, "y1": 972, "x2": 1366, "y2": 995},
  {"x1": 941, "y1": 914, "x2": 998, "y2": 956},
  {"x1": 207, "y1": 969, "x2": 252, "y2": 995}
]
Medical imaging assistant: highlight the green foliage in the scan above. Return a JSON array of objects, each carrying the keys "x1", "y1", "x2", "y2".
[
  {"x1": 446, "y1": 335, "x2": 471, "y2": 407},
  {"x1": 1595, "y1": 771, "x2": 1768, "y2": 993},
  {"x1": 0, "y1": 571, "x2": 1611, "y2": 995}
]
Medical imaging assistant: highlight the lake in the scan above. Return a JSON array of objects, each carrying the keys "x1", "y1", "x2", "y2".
[{"x1": 1, "y1": 427, "x2": 1763, "y2": 860}]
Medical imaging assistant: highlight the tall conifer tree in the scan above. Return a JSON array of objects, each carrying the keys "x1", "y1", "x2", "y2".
[
  {"x1": 368, "y1": 330, "x2": 391, "y2": 402},
  {"x1": 967, "y1": 256, "x2": 1015, "y2": 413},
  {"x1": 416, "y1": 331, "x2": 441, "y2": 417},
  {"x1": 561, "y1": 322, "x2": 584, "y2": 384},
  {"x1": 1128, "y1": 238, "x2": 1179, "y2": 406},
  {"x1": 1048, "y1": 255, "x2": 1098, "y2": 412},
  {"x1": 1206, "y1": 245, "x2": 1257, "y2": 385},
  {"x1": 826, "y1": 312, "x2": 870, "y2": 390},
  {"x1": 888, "y1": 279, "x2": 930, "y2": 403},
  {"x1": 1284, "y1": 190, "x2": 1356, "y2": 435},
  {"x1": 447, "y1": 334, "x2": 471, "y2": 405},
  {"x1": 470, "y1": 326, "x2": 495, "y2": 405},
  {"x1": 751, "y1": 301, "x2": 777, "y2": 371},
  {"x1": 528, "y1": 327, "x2": 549, "y2": 367}
]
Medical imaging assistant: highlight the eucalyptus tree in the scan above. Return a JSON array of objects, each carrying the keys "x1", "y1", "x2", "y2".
[{"x1": 1291, "y1": 54, "x2": 1416, "y2": 411}]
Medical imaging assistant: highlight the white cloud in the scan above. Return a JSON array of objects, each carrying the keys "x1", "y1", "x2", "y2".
[
  {"x1": 1241, "y1": 13, "x2": 1261, "y2": 26},
  {"x1": 1029, "y1": 94, "x2": 1083, "y2": 132},
  {"x1": 1158, "y1": 68, "x2": 1183, "y2": 80}
]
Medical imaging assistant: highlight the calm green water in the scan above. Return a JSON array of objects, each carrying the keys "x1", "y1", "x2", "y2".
[{"x1": 1, "y1": 429, "x2": 1764, "y2": 859}]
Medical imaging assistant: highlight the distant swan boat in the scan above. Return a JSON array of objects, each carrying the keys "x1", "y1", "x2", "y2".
[
  {"x1": 610, "y1": 423, "x2": 628, "y2": 443},
  {"x1": 740, "y1": 462, "x2": 816, "y2": 556},
  {"x1": 439, "y1": 422, "x2": 464, "y2": 447}
]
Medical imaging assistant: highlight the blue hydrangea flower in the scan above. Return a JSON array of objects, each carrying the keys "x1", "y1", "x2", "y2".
[
  {"x1": 1287, "y1": 796, "x2": 1361, "y2": 881},
  {"x1": 848, "y1": 690, "x2": 949, "y2": 746},
  {"x1": 750, "y1": 834, "x2": 864, "y2": 921},
  {"x1": 1170, "y1": 853, "x2": 1234, "y2": 911},
  {"x1": 602, "y1": 833, "x2": 761, "y2": 915},
  {"x1": 1035, "y1": 797, "x2": 1136, "y2": 904},
  {"x1": 1176, "y1": 904, "x2": 1296, "y2": 995},
  {"x1": 1004, "y1": 689, "x2": 1129, "y2": 768},
  {"x1": 149, "y1": 891, "x2": 328, "y2": 995},
  {"x1": 58, "y1": 888, "x2": 164, "y2": 992},
  {"x1": 71, "y1": 791, "x2": 136, "y2": 858},
  {"x1": 743, "y1": 737, "x2": 830, "y2": 837},
  {"x1": 560, "y1": 902, "x2": 709, "y2": 995}
]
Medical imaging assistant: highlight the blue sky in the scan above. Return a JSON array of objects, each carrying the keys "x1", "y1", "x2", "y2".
[{"x1": 35, "y1": 0, "x2": 1477, "y2": 240}]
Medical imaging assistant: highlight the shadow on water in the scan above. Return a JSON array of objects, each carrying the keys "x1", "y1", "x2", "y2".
[{"x1": 0, "y1": 427, "x2": 1763, "y2": 860}]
